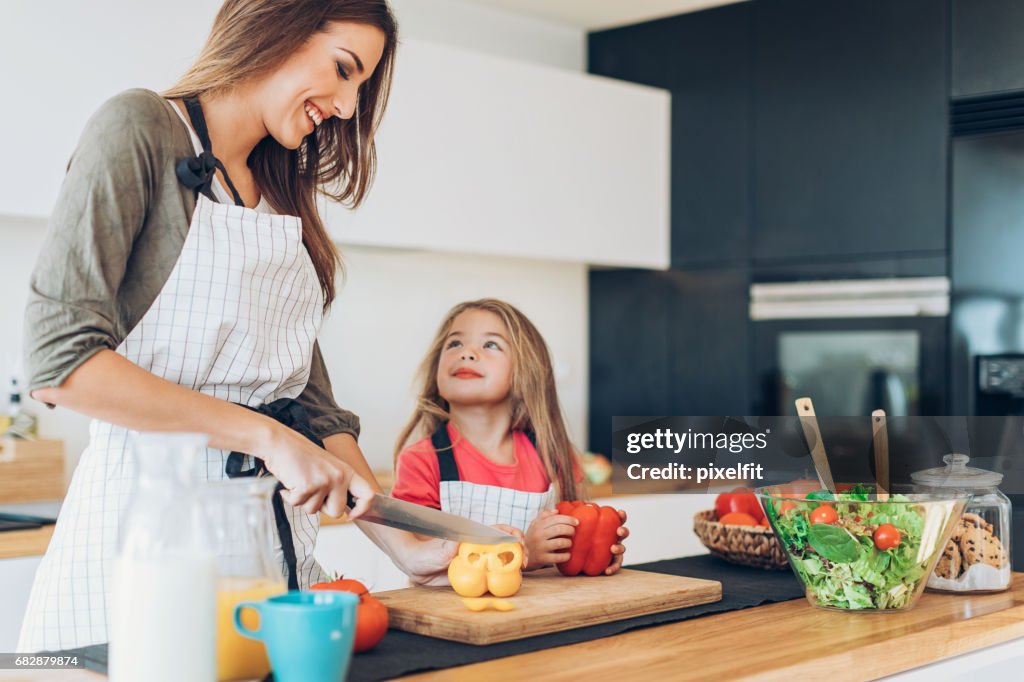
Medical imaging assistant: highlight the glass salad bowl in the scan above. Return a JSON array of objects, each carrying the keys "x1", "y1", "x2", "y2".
[{"x1": 755, "y1": 483, "x2": 969, "y2": 612}]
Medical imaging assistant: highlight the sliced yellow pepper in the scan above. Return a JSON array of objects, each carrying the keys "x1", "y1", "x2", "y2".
[
  {"x1": 461, "y1": 597, "x2": 516, "y2": 612},
  {"x1": 447, "y1": 542, "x2": 524, "y2": 598}
]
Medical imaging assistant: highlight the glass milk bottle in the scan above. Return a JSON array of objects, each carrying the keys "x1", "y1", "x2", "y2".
[
  {"x1": 110, "y1": 433, "x2": 216, "y2": 682},
  {"x1": 203, "y1": 476, "x2": 287, "y2": 681}
]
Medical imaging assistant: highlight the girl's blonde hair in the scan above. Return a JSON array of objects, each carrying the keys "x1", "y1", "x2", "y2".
[
  {"x1": 164, "y1": 0, "x2": 399, "y2": 307},
  {"x1": 395, "y1": 299, "x2": 582, "y2": 501}
]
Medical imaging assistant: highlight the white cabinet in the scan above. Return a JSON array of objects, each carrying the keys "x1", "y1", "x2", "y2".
[
  {"x1": 323, "y1": 39, "x2": 670, "y2": 268},
  {"x1": 0, "y1": 557, "x2": 42, "y2": 651},
  {"x1": 608, "y1": 494, "x2": 712, "y2": 566}
]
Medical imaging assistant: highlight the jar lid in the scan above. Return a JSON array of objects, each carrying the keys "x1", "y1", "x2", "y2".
[{"x1": 911, "y1": 453, "x2": 1003, "y2": 488}]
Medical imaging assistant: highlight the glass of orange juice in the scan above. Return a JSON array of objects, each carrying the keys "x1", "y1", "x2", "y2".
[{"x1": 203, "y1": 477, "x2": 286, "y2": 681}]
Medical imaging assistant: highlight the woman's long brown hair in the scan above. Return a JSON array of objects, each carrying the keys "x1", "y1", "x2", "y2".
[
  {"x1": 395, "y1": 299, "x2": 582, "y2": 502},
  {"x1": 164, "y1": 0, "x2": 398, "y2": 306}
]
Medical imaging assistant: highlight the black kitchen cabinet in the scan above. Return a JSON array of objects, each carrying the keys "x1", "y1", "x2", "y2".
[
  {"x1": 590, "y1": 4, "x2": 752, "y2": 268},
  {"x1": 665, "y1": 269, "x2": 751, "y2": 415},
  {"x1": 588, "y1": 268, "x2": 750, "y2": 456},
  {"x1": 953, "y1": 0, "x2": 1024, "y2": 98},
  {"x1": 752, "y1": 0, "x2": 948, "y2": 262},
  {"x1": 588, "y1": 270, "x2": 674, "y2": 457}
]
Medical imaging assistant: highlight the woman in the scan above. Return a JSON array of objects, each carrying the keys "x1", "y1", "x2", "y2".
[{"x1": 19, "y1": 0, "x2": 452, "y2": 653}]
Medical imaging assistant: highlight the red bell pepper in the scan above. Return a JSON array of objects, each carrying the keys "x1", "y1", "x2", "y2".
[{"x1": 555, "y1": 500, "x2": 622, "y2": 576}]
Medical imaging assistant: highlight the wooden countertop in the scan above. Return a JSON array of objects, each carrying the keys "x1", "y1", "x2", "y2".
[
  {"x1": 400, "y1": 574, "x2": 1024, "y2": 681},
  {"x1": 10, "y1": 575, "x2": 1024, "y2": 682},
  {"x1": 0, "y1": 525, "x2": 54, "y2": 560}
]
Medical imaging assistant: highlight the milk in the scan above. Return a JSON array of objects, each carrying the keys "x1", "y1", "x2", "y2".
[{"x1": 110, "y1": 552, "x2": 217, "y2": 682}]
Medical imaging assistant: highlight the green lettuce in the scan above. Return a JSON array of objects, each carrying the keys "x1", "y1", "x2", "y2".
[{"x1": 772, "y1": 491, "x2": 930, "y2": 610}]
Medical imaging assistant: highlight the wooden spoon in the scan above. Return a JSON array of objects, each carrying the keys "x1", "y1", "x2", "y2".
[
  {"x1": 871, "y1": 409, "x2": 890, "y2": 501},
  {"x1": 795, "y1": 397, "x2": 836, "y2": 493}
]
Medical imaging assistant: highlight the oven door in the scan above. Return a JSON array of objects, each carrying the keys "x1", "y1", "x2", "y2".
[{"x1": 750, "y1": 278, "x2": 949, "y2": 416}]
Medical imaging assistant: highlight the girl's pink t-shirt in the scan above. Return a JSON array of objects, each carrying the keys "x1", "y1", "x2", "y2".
[{"x1": 391, "y1": 423, "x2": 554, "y2": 509}]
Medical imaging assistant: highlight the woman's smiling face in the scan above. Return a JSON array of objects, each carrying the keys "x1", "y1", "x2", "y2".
[
  {"x1": 255, "y1": 21, "x2": 386, "y2": 149},
  {"x1": 437, "y1": 309, "x2": 515, "y2": 408}
]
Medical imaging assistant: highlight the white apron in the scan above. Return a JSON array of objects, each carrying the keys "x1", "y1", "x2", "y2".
[
  {"x1": 18, "y1": 185, "x2": 328, "y2": 652},
  {"x1": 430, "y1": 425, "x2": 556, "y2": 533}
]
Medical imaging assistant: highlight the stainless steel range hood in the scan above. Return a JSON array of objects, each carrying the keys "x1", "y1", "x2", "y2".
[{"x1": 749, "y1": 276, "x2": 950, "y2": 320}]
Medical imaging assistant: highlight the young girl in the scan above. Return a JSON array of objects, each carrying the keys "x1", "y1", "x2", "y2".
[{"x1": 392, "y1": 299, "x2": 629, "y2": 573}]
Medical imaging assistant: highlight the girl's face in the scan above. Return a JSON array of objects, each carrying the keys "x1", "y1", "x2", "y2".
[
  {"x1": 437, "y1": 309, "x2": 515, "y2": 408},
  {"x1": 256, "y1": 21, "x2": 386, "y2": 149}
]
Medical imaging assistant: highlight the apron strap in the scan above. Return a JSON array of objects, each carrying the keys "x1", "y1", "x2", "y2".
[
  {"x1": 431, "y1": 423, "x2": 462, "y2": 483},
  {"x1": 431, "y1": 423, "x2": 538, "y2": 481},
  {"x1": 226, "y1": 398, "x2": 321, "y2": 591},
  {"x1": 175, "y1": 96, "x2": 246, "y2": 208}
]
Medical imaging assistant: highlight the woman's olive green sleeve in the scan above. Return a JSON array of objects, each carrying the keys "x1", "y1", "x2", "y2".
[
  {"x1": 296, "y1": 341, "x2": 361, "y2": 440},
  {"x1": 23, "y1": 90, "x2": 164, "y2": 394}
]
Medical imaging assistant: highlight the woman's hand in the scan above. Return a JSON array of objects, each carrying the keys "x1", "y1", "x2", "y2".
[
  {"x1": 259, "y1": 422, "x2": 374, "y2": 517},
  {"x1": 523, "y1": 509, "x2": 578, "y2": 570},
  {"x1": 604, "y1": 509, "x2": 630, "y2": 575}
]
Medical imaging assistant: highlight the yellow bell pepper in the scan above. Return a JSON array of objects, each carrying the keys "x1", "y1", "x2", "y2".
[
  {"x1": 461, "y1": 597, "x2": 516, "y2": 612},
  {"x1": 447, "y1": 542, "x2": 524, "y2": 598}
]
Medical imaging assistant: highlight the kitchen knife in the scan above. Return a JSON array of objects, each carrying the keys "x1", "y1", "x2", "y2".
[{"x1": 345, "y1": 491, "x2": 519, "y2": 544}]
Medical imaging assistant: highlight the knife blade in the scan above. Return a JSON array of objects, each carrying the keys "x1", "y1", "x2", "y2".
[{"x1": 345, "y1": 492, "x2": 519, "y2": 544}]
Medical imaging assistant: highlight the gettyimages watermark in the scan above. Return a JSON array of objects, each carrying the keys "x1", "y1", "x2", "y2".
[{"x1": 610, "y1": 415, "x2": 1024, "y2": 494}]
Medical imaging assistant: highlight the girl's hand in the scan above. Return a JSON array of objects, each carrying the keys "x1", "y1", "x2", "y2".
[
  {"x1": 403, "y1": 537, "x2": 460, "y2": 586},
  {"x1": 403, "y1": 524, "x2": 522, "y2": 585},
  {"x1": 604, "y1": 509, "x2": 630, "y2": 575},
  {"x1": 524, "y1": 509, "x2": 578, "y2": 570},
  {"x1": 259, "y1": 422, "x2": 374, "y2": 517},
  {"x1": 491, "y1": 524, "x2": 528, "y2": 567}
]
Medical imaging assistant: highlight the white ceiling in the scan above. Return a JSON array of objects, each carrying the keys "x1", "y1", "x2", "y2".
[{"x1": 459, "y1": 0, "x2": 746, "y2": 30}]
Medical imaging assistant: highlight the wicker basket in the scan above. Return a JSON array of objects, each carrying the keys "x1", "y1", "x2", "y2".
[{"x1": 693, "y1": 510, "x2": 789, "y2": 570}]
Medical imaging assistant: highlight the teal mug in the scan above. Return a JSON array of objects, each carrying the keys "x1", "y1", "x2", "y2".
[{"x1": 234, "y1": 590, "x2": 359, "y2": 682}]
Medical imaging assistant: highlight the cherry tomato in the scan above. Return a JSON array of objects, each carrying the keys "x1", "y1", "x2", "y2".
[
  {"x1": 873, "y1": 523, "x2": 902, "y2": 550},
  {"x1": 718, "y1": 512, "x2": 759, "y2": 526},
  {"x1": 778, "y1": 501, "x2": 797, "y2": 516},
  {"x1": 810, "y1": 505, "x2": 838, "y2": 525}
]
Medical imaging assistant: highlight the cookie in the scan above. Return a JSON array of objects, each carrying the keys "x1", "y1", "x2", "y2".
[
  {"x1": 983, "y1": 535, "x2": 1008, "y2": 568},
  {"x1": 935, "y1": 539, "x2": 962, "y2": 579},
  {"x1": 959, "y1": 527, "x2": 988, "y2": 566},
  {"x1": 962, "y1": 512, "x2": 994, "y2": 535}
]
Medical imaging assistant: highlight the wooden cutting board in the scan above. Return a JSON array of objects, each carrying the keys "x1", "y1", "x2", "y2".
[{"x1": 373, "y1": 568, "x2": 721, "y2": 645}]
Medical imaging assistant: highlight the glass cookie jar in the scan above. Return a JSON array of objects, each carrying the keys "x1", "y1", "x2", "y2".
[{"x1": 912, "y1": 454, "x2": 1012, "y2": 593}]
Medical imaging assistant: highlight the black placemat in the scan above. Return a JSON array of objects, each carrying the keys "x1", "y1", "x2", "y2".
[{"x1": 55, "y1": 555, "x2": 803, "y2": 681}]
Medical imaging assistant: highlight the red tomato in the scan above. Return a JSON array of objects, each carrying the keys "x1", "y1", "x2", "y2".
[
  {"x1": 311, "y1": 578, "x2": 389, "y2": 652},
  {"x1": 718, "y1": 512, "x2": 759, "y2": 526},
  {"x1": 778, "y1": 501, "x2": 797, "y2": 516},
  {"x1": 873, "y1": 523, "x2": 902, "y2": 550},
  {"x1": 715, "y1": 490, "x2": 764, "y2": 522},
  {"x1": 810, "y1": 505, "x2": 838, "y2": 525},
  {"x1": 759, "y1": 516, "x2": 771, "y2": 528}
]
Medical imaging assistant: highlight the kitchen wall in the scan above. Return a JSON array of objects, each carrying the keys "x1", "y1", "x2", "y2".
[{"x1": 0, "y1": 0, "x2": 589, "y2": 474}]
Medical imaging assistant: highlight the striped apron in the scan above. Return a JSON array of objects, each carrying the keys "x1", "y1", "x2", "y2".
[
  {"x1": 19, "y1": 152, "x2": 328, "y2": 653},
  {"x1": 432, "y1": 425, "x2": 556, "y2": 533}
]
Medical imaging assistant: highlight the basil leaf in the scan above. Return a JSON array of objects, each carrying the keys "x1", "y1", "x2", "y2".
[{"x1": 807, "y1": 524, "x2": 861, "y2": 563}]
